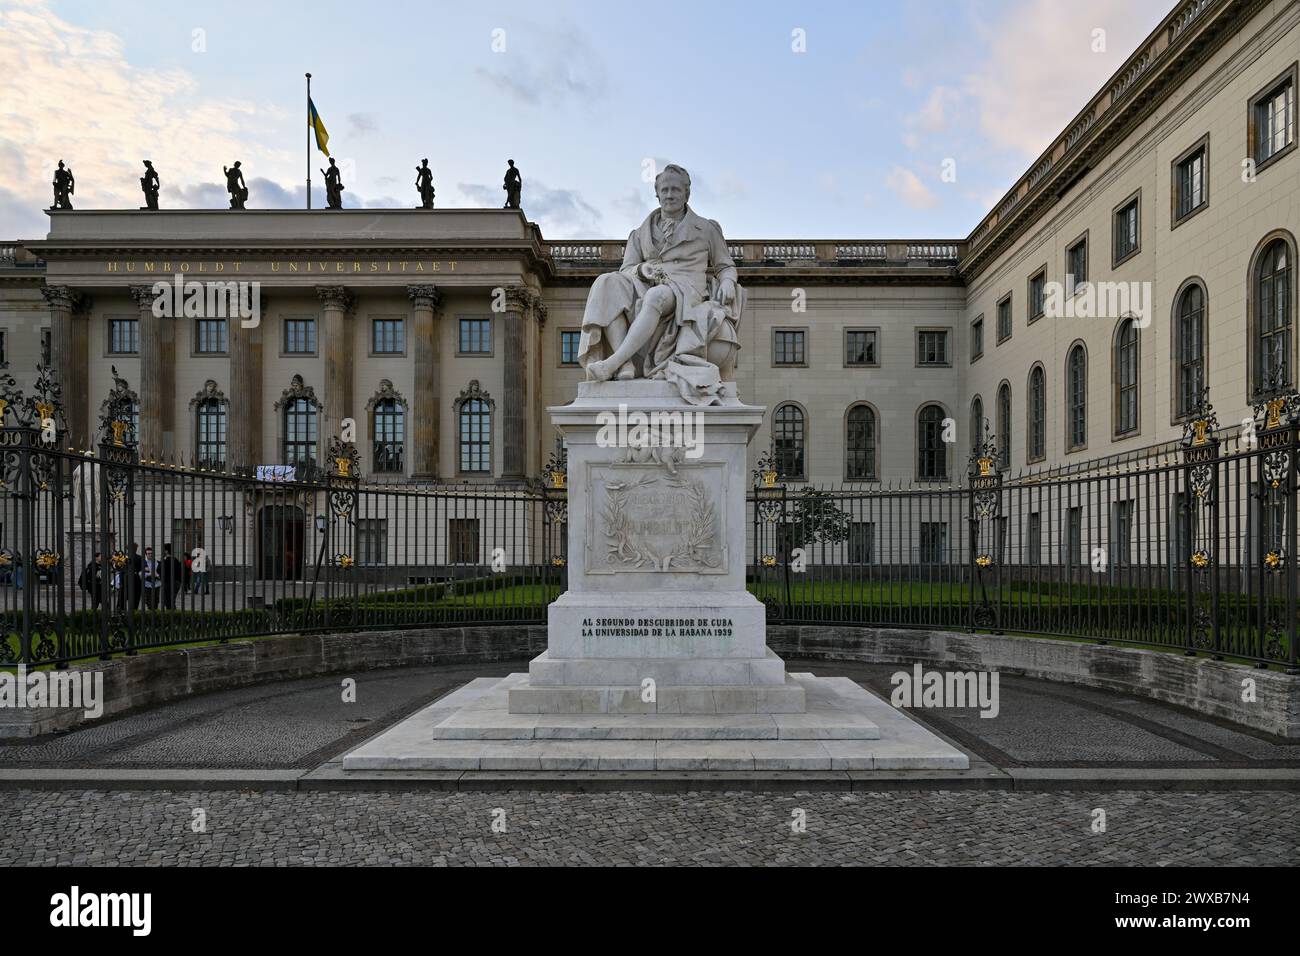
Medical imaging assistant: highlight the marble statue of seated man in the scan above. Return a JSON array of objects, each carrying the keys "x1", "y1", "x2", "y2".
[{"x1": 577, "y1": 163, "x2": 745, "y2": 405}]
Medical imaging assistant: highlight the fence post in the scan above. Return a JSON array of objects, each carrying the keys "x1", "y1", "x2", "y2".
[
  {"x1": 1250, "y1": 388, "x2": 1298, "y2": 670},
  {"x1": 325, "y1": 435, "x2": 361, "y2": 629},
  {"x1": 967, "y1": 421, "x2": 1000, "y2": 632},
  {"x1": 1179, "y1": 391, "x2": 1219, "y2": 657}
]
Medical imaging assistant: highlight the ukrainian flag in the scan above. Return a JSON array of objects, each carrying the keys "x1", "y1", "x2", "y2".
[{"x1": 308, "y1": 98, "x2": 330, "y2": 154}]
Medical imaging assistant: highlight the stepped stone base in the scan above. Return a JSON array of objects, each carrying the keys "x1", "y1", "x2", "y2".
[
  {"x1": 508, "y1": 673, "x2": 807, "y2": 714},
  {"x1": 342, "y1": 672, "x2": 969, "y2": 772}
]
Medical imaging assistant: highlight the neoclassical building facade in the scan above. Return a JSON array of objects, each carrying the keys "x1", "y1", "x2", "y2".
[{"x1": 0, "y1": 0, "x2": 1295, "y2": 490}]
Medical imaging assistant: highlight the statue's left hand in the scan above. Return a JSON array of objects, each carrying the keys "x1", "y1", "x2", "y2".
[{"x1": 714, "y1": 278, "x2": 736, "y2": 306}]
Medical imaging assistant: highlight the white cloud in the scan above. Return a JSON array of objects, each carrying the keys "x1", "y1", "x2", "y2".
[
  {"x1": 886, "y1": 166, "x2": 939, "y2": 210},
  {"x1": 962, "y1": 0, "x2": 1169, "y2": 157},
  {"x1": 0, "y1": 1, "x2": 296, "y2": 234}
]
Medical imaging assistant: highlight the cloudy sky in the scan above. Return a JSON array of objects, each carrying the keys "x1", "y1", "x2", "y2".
[{"x1": 0, "y1": 0, "x2": 1172, "y2": 240}]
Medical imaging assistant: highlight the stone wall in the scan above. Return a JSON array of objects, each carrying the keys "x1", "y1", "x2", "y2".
[{"x1": 3, "y1": 625, "x2": 1296, "y2": 739}]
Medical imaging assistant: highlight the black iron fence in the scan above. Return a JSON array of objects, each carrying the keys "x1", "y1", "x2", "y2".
[{"x1": 1, "y1": 368, "x2": 1297, "y2": 671}]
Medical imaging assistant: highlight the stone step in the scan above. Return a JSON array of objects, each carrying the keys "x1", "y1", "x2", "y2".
[
  {"x1": 507, "y1": 675, "x2": 807, "y2": 715},
  {"x1": 429, "y1": 709, "x2": 881, "y2": 741},
  {"x1": 343, "y1": 737, "x2": 966, "y2": 772},
  {"x1": 528, "y1": 648, "x2": 788, "y2": 686}
]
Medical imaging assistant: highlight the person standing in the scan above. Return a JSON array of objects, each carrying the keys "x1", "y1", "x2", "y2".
[
  {"x1": 160, "y1": 543, "x2": 183, "y2": 609},
  {"x1": 142, "y1": 546, "x2": 161, "y2": 609},
  {"x1": 191, "y1": 546, "x2": 209, "y2": 595},
  {"x1": 78, "y1": 552, "x2": 105, "y2": 609}
]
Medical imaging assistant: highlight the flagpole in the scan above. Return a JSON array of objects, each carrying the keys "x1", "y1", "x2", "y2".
[{"x1": 305, "y1": 72, "x2": 312, "y2": 210}]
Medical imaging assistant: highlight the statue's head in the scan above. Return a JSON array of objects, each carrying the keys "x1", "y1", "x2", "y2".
[
  {"x1": 329, "y1": 157, "x2": 336, "y2": 166},
  {"x1": 508, "y1": 159, "x2": 515, "y2": 167},
  {"x1": 233, "y1": 161, "x2": 241, "y2": 168},
  {"x1": 57, "y1": 160, "x2": 64, "y2": 169},
  {"x1": 654, "y1": 164, "x2": 690, "y2": 217},
  {"x1": 143, "y1": 160, "x2": 152, "y2": 167},
  {"x1": 421, "y1": 158, "x2": 429, "y2": 166}
]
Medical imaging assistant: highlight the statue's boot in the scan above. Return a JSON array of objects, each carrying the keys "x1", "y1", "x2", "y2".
[{"x1": 616, "y1": 362, "x2": 636, "y2": 381}]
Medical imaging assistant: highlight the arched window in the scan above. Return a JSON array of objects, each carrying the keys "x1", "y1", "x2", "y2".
[
  {"x1": 283, "y1": 398, "x2": 317, "y2": 468},
  {"x1": 453, "y1": 380, "x2": 494, "y2": 475},
  {"x1": 1067, "y1": 343, "x2": 1087, "y2": 451},
  {"x1": 996, "y1": 382, "x2": 1011, "y2": 469},
  {"x1": 845, "y1": 404, "x2": 876, "y2": 480},
  {"x1": 918, "y1": 404, "x2": 947, "y2": 480},
  {"x1": 1028, "y1": 365, "x2": 1046, "y2": 463},
  {"x1": 773, "y1": 403, "x2": 806, "y2": 479},
  {"x1": 195, "y1": 399, "x2": 227, "y2": 470},
  {"x1": 1175, "y1": 282, "x2": 1206, "y2": 417},
  {"x1": 372, "y1": 400, "x2": 404, "y2": 473},
  {"x1": 1114, "y1": 318, "x2": 1139, "y2": 436},
  {"x1": 969, "y1": 396, "x2": 983, "y2": 456},
  {"x1": 1255, "y1": 238, "x2": 1293, "y2": 394}
]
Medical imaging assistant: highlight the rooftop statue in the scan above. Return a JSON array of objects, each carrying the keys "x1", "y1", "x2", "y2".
[
  {"x1": 578, "y1": 163, "x2": 743, "y2": 406},
  {"x1": 503, "y1": 159, "x2": 522, "y2": 209},
  {"x1": 322, "y1": 157, "x2": 344, "y2": 209},
  {"x1": 140, "y1": 160, "x2": 159, "y2": 210},
  {"x1": 415, "y1": 159, "x2": 435, "y2": 209},
  {"x1": 223, "y1": 161, "x2": 247, "y2": 209},
  {"x1": 50, "y1": 160, "x2": 75, "y2": 210}
]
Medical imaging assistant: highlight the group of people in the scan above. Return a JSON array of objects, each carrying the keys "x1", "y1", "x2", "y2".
[{"x1": 76, "y1": 544, "x2": 212, "y2": 610}]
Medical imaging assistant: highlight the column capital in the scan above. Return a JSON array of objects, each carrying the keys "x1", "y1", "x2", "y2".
[
  {"x1": 502, "y1": 284, "x2": 534, "y2": 315},
  {"x1": 41, "y1": 285, "x2": 89, "y2": 313},
  {"x1": 315, "y1": 284, "x2": 354, "y2": 314},
  {"x1": 128, "y1": 284, "x2": 156, "y2": 308},
  {"x1": 406, "y1": 284, "x2": 441, "y2": 311}
]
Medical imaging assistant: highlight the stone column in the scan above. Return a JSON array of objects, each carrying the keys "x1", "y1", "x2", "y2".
[
  {"x1": 228, "y1": 302, "x2": 263, "y2": 470},
  {"x1": 317, "y1": 285, "x2": 355, "y2": 450},
  {"x1": 407, "y1": 285, "x2": 441, "y2": 480},
  {"x1": 42, "y1": 285, "x2": 90, "y2": 450},
  {"x1": 500, "y1": 286, "x2": 531, "y2": 480},
  {"x1": 129, "y1": 285, "x2": 167, "y2": 458}
]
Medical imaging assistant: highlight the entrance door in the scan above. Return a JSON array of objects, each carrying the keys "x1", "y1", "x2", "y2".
[{"x1": 258, "y1": 505, "x2": 306, "y2": 579}]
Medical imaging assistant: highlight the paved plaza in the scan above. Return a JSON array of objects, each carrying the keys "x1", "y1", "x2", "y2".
[{"x1": 0, "y1": 659, "x2": 1297, "y2": 866}]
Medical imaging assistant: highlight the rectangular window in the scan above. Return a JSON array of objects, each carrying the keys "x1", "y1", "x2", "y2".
[
  {"x1": 970, "y1": 317, "x2": 983, "y2": 362},
  {"x1": 1065, "y1": 507, "x2": 1083, "y2": 566},
  {"x1": 917, "y1": 330, "x2": 949, "y2": 366},
  {"x1": 919, "y1": 522, "x2": 947, "y2": 564},
  {"x1": 1111, "y1": 499, "x2": 1134, "y2": 569},
  {"x1": 1066, "y1": 236, "x2": 1088, "y2": 293},
  {"x1": 848, "y1": 522, "x2": 875, "y2": 565},
  {"x1": 559, "y1": 329, "x2": 581, "y2": 366},
  {"x1": 1173, "y1": 136, "x2": 1208, "y2": 224},
  {"x1": 0, "y1": 328, "x2": 6, "y2": 366},
  {"x1": 459, "y1": 318, "x2": 492, "y2": 354},
  {"x1": 372, "y1": 318, "x2": 405, "y2": 354},
  {"x1": 1251, "y1": 66, "x2": 1296, "y2": 167},
  {"x1": 1113, "y1": 194, "x2": 1140, "y2": 265},
  {"x1": 844, "y1": 329, "x2": 878, "y2": 366},
  {"x1": 449, "y1": 518, "x2": 480, "y2": 565},
  {"x1": 773, "y1": 329, "x2": 806, "y2": 366},
  {"x1": 194, "y1": 318, "x2": 228, "y2": 354},
  {"x1": 357, "y1": 518, "x2": 388, "y2": 566},
  {"x1": 109, "y1": 318, "x2": 139, "y2": 354},
  {"x1": 996, "y1": 295, "x2": 1012, "y2": 344},
  {"x1": 41, "y1": 328, "x2": 51, "y2": 366},
  {"x1": 284, "y1": 318, "x2": 317, "y2": 354},
  {"x1": 1028, "y1": 271, "x2": 1046, "y2": 322}
]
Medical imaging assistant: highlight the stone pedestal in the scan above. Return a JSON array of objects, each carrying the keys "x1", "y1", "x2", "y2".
[{"x1": 507, "y1": 380, "x2": 796, "y2": 714}]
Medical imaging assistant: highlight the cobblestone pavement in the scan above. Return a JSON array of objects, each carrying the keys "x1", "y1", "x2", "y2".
[{"x1": 0, "y1": 788, "x2": 1292, "y2": 865}]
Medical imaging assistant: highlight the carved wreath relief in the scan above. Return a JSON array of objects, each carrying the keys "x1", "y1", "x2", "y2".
[{"x1": 588, "y1": 461, "x2": 725, "y2": 573}]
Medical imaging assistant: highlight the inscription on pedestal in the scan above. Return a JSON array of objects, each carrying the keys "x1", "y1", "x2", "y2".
[
  {"x1": 580, "y1": 616, "x2": 735, "y2": 638},
  {"x1": 586, "y1": 462, "x2": 727, "y2": 574}
]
